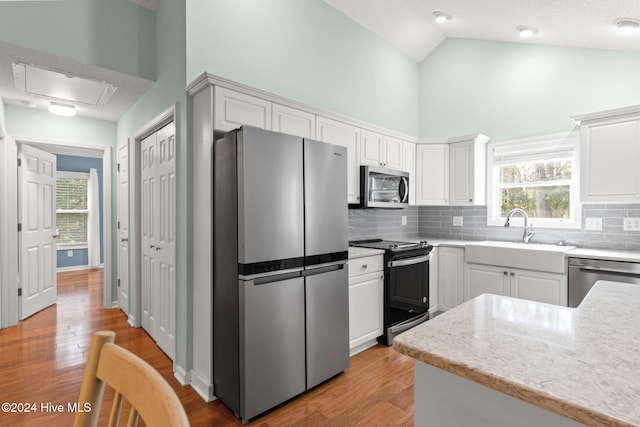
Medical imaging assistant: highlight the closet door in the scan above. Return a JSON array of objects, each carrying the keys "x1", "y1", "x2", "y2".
[
  {"x1": 141, "y1": 133, "x2": 158, "y2": 340},
  {"x1": 140, "y1": 122, "x2": 176, "y2": 360},
  {"x1": 155, "y1": 124, "x2": 176, "y2": 360}
]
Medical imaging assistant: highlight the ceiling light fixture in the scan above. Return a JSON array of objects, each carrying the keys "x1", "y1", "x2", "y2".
[
  {"x1": 48, "y1": 102, "x2": 76, "y2": 117},
  {"x1": 517, "y1": 26, "x2": 537, "y2": 38},
  {"x1": 614, "y1": 18, "x2": 640, "y2": 32},
  {"x1": 433, "y1": 11, "x2": 451, "y2": 23}
]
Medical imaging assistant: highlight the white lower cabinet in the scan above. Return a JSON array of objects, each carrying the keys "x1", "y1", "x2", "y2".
[
  {"x1": 464, "y1": 263, "x2": 567, "y2": 306},
  {"x1": 348, "y1": 254, "x2": 384, "y2": 356},
  {"x1": 437, "y1": 247, "x2": 465, "y2": 311}
]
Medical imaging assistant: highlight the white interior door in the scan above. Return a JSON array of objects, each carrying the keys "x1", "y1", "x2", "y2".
[
  {"x1": 140, "y1": 122, "x2": 176, "y2": 360},
  {"x1": 19, "y1": 144, "x2": 57, "y2": 319},
  {"x1": 154, "y1": 123, "x2": 176, "y2": 360},
  {"x1": 117, "y1": 143, "x2": 130, "y2": 316},
  {"x1": 141, "y1": 133, "x2": 157, "y2": 338}
]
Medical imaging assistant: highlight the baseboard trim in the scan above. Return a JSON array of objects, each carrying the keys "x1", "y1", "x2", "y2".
[
  {"x1": 174, "y1": 364, "x2": 191, "y2": 386},
  {"x1": 190, "y1": 369, "x2": 216, "y2": 402}
]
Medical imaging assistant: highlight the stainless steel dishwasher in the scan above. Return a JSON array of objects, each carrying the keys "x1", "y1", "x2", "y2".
[{"x1": 568, "y1": 257, "x2": 640, "y2": 307}]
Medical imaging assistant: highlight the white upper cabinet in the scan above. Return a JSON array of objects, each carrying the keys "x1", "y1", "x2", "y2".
[
  {"x1": 382, "y1": 135, "x2": 403, "y2": 170},
  {"x1": 575, "y1": 107, "x2": 640, "y2": 203},
  {"x1": 316, "y1": 117, "x2": 361, "y2": 204},
  {"x1": 272, "y1": 103, "x2": 316, "y2": 138},
  {"x1": 402, "y1": 141, "x2": 416, "y2": 205},
  {"x1": 449, "y1": 134, "x2": 488, "y2": 206},
  {"x1": 415, "y1": 134, "x2": 488, "y2": 206},
  {"x1": 416, "y1": 144, "x2": 449, "y2": 205},
  {"x1": 360, "y1": 131, "x2": 403, "y2": 170},
  {"x1": 360, "y1": 129, "x2": 384, "y2": 167},
  {"x1": 214, "y1": 87, "x2": 272, "y2": 132}
]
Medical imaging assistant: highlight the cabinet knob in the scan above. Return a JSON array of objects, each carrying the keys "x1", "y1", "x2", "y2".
[
  {"x1": 361, "y1": 264, "x2": 368, "y2": 269},
  {"x1": 469, "y1": 198, "x2": 473, "y2": 202},
  {"x1": 510, "y1": 272, "x2": 515, "y2": 277},
  {"x1": 503, "y1": 271, "x2": 508, "y2": 276}
]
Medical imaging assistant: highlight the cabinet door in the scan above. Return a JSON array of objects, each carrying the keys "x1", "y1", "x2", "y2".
[
  {"x1": 214, "y1": 87, "x2": 272, "y2": 132},
  {"x1": 438, "y1": 247, "x2": 464, "y2": 311},
  {"x1": 449, "y1": 140, "x2": 474, "y2": 205},
  {"x1": 272, "y1": 103, "x2": 315, "y2": 138},
  {"x1": 348, "y1": 271, "x2": 384, "y2": 351},
  {"x1": 360, "y1": 129, "x2": 383, "y2": 166},
  {"x1": 581, "y1": 119, "x2": 640, "y2": 202},
  {"x1": 464, "y1": 263, "x2": 509, "y2": 301},
  {"x1": 403, "y1": 141, "x2": 416, "y2": 205},
  {"x1": 510, "y1": 269, "x2": 567, "y2": 306},
  {"x1": 316, "y1": 117, "x2": 361, "y2": 204},
  {"x1": 416, "y1": 144, "x2": 449, "y2": 205},
  {"x1": 383, "y1": 135, "x2": 403, "y2": 170}
]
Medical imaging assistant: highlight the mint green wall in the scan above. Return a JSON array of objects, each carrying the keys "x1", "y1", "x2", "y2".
[
  {"x1": 5, "y1": 104, "x2": 116, "y2": 146},
  {"x1": 117, "y1": 0, "x2": 190, "y2": 371},
  {"x1": 186, "y1": 0, "x2": 419, "y2": 136},
  {"x1": 0, "y1": 0, "x2": 155, "y2": 80},
  {"x1": 0, "y1": 97, "x2": 5, "y2": 137},
  {"x1": 419, "y1": 38, "x2": 640, "y2": 141}
]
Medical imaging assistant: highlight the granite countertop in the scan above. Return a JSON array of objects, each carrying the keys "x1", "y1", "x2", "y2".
[{"x1": 393, "y1": 281, "x2": 640, "y2": 427}]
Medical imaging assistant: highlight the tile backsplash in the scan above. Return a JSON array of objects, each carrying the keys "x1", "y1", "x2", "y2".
[
  {"x1": 348, "y1": 206, "x2": 420, "y2": 241},
  {"x1": 348, "y1": 204, "x2": 640, "y2": 251}
]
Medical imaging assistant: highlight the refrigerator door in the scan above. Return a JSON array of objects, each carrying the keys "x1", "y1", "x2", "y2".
[
  {"x1": 238, "y1": 126, "x2": 304, "y2": 271},
  {"x1": 304, "y1": 264, "x2": 350, "y2": 389},
  {"x1": 303, "y1": 139, "x2": 348, "y2": 265},
  {"x1": 240, "y1": 275, "x2": 306, "y2": 422}
]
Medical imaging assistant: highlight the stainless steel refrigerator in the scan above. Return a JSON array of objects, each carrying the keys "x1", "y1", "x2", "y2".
[{"x1": 213, "y1": 126, "x2": 349, "y2": 423}]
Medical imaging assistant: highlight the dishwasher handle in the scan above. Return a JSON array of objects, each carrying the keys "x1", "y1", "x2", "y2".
[
  {"x1": 569, "y1": 257, "x2": 640, "y2": 275},
  {"x1": 577, "y1": 266, "x2": 640, "y2": 279}
]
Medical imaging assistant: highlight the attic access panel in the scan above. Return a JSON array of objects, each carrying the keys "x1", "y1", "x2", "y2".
[{"x1": 12, "y1": 63, "x2": 117, "y2": 106}]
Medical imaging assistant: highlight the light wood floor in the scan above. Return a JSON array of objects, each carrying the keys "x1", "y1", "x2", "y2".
[{"x1": 0, "y1": 269, "x2": 414, "y2": 426}]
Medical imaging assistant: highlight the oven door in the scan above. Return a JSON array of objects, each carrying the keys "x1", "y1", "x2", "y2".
[{"x1": 387, "y1": 253, "x2": 429, "y2": 313}]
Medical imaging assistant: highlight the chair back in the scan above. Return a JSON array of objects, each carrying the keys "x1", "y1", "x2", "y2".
[{"x1": 73, "y1": 331, "x2": 189, "y2": 427}]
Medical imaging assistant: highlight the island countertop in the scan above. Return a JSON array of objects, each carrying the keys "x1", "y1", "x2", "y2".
[{"x1": 393, "y1": 281, "x2": 640, "y2": 427}]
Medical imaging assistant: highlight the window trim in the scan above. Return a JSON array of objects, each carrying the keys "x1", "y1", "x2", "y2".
[
  {"x1": 56, "y1": 170, "x2": 90, "y2": 247},
  {"x1": 486, "y1": 131, "x2": 581, "y2": 229}
]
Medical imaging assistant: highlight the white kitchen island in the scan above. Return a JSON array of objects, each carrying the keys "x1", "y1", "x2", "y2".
[{"x1": 393, "y1": 281, "x2": 640, "y2": 427}]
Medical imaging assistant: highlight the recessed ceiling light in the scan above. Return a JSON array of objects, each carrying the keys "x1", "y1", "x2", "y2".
[
  {"x1": 517, "y1": 26, "x2": 538, "y2": 38},
  {"x1": 614, "y1": 18, "x2": 640, "y2": 32},
  {"x1": 48, "y1": 102, "x2": 76, "y2": 117},
  {"x1": 433, "y1": 11, "x2": 451, "y2": 24}
]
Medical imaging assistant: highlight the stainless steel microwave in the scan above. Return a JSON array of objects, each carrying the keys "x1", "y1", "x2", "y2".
[{"x1": 360, "y1": 166, "x2": 409, "y2": 208}]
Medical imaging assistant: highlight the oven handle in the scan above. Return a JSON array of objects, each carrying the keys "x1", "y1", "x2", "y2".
[{"x1": 388, "y1": 254, "x2": 430, "y2": 268}]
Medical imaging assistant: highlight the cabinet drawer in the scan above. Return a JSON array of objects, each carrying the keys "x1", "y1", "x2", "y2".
[{"x1": 349, "y1": 255, "x2": 383, "y2": 277}]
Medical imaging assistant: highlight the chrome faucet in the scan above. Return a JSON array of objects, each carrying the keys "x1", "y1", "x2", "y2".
[{"x1": 504, "y1": 208, "x2": 535, "y2": 243}]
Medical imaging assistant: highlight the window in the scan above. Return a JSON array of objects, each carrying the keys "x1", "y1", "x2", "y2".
[
  {"x1": 56, "y1": 171, "x2": 89, "y2": 246},
  {"x1": 487, "y1": 132, "x2": 580, "y2": 229}
]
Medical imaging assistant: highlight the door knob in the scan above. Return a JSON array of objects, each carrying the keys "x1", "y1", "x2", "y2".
[{"x1": 121, "y1": 238, "x2": 129, "y2": 242}]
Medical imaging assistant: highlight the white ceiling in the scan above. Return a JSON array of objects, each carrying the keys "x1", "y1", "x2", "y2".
[{"x1": 324, "y1": 0, "x2": 640, "y2": 62}]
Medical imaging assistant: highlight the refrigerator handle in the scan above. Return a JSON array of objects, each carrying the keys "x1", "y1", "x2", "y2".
[
  {"x1": 253, "y1": 270, "x2": 303, "y2": 285},
  {"x1": 302, "y1": 262, "x2": 345, "y2": 277}
]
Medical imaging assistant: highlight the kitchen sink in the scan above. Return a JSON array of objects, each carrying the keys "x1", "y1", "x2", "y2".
[{"x1": 465, "y1": 241, "x2": 576, "y2": 273}]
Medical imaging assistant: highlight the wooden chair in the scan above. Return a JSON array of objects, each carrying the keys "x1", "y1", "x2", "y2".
[{"x1": 73, "y1": 331, "x2": 190, "y2": 427}]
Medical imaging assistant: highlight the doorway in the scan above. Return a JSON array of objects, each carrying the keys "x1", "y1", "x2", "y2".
[{"x1": 1, "y1": 137, "x2": 112, "y2": 326}]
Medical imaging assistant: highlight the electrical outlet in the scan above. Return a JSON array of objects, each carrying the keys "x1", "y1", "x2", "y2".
[
  {"x1": 453, "y1": 216, "x2": 464, "y2": 226},
  {"x1": 585, "y1": 217, "x2": 602, "y2": 231},
  {"x1": 67, "y1": 250, "x2": 73, "y2": 257},
  {"x1": 623, "y1": 217, "x2": 640, "y2": 231},
  {"x1": 401, "y1": 215, "x2": 407, "y2": 226}
]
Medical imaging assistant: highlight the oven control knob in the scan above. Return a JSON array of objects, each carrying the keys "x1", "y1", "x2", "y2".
[
  {"x1": 390, "y1": 244, "x2": 398, "y2": 250},
  {"x1": 420, "y1": 240, "x2": 428, "y2": 247}
]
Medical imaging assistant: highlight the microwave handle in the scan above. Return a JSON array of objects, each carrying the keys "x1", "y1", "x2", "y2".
[{"x1": 399, "y1": 177, "x2": 408, "y2": 203}]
